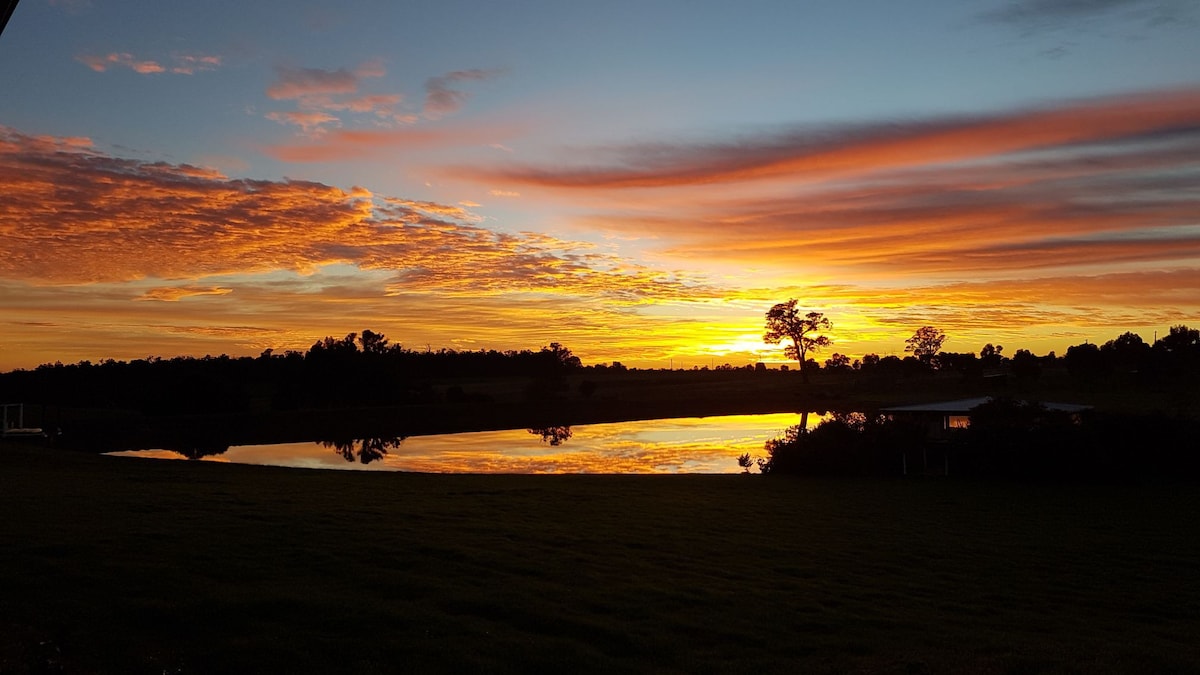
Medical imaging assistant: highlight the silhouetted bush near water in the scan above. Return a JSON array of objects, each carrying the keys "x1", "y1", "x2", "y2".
[{"x1": 762, "y1": 401, "x2": 1200, "y2": 482}]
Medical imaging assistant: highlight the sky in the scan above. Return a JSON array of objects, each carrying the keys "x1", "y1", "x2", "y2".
[{"x1": 1, "y1": 0, "x2": 1198, "y2": 371}]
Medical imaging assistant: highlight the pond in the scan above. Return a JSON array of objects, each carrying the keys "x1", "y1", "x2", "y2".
[{"x1": 108, "y1": 412, "x2": 829, "y2": 473}]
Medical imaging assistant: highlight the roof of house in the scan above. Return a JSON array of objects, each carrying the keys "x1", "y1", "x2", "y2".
[{"x1": 880, "y1": 397, "x2": 1092, "y2": 414}]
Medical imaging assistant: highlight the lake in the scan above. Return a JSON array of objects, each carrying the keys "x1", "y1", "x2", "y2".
[{"x1": 109, "y1": 412, "x2": 827, "y2": 473}]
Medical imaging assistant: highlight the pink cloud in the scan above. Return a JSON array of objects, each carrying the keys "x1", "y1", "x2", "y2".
[
  {"x1": 77, "y1": 53, "x2": 165, "y2": 74},
  {"x1": 266, "y1": 61, "x2": 383, "y2": 101},
  {"x1": 263, "y1": 61, "x2": 414, "y2": 135},
  {"x1": 171, "y1": 54, "x2": 222, "y2": 75},
  {"x1": 77, "y1": 51, "x2": 222, "y2": 76}
]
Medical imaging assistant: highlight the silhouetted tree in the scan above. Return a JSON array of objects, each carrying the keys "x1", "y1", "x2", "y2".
[
  {"x1": 736, "y1": 453, "x2": 754, "y2": 473},
  {"x1": 308, "y1": 333, "x2": 359, "y2": 360},
  {"x1": 933, "y1": 351, "x2": 977, "y2": 375},
  {"x1": 979, "y1": 343, "x2": 1004, "y2": 368},
  {"x1": 544, "y1": 342, "x2": 582, "y2": 371},
  {"x1": 322, "y1": 436, "x2": 405, "y2": 464},
  {"x1": 528, "y1": 425, "x2": 572, "y2": 446},
  {"x1": 860, "y1": 353, "x2": 880, "y2": 371},
  {"x1": 761, "y1": 412, "x2": 921, "y2": 476},
  {"x1": 1101, "y1": 331, "x2": 1149, "y2": 373},
  {"x1": 763, "y1": 300, "x2": 832, "y2": 383},
  {"x1": 1157, "y1": 324, "x2": 1199, "y2": 353},
  {"x1": 905, "y1": 326, "x2": 946, "y2": 367},
  {"x1": 824, "y1": 353, "x2": 851, "y2": 372},
  {"x1": 167, "y1": 443, "x2": 230, "y2": 460},
  {"x1": 1065, "y1": 342, "x2": 1106, "y2": 379},
  {"x1": 1010, "y1": 349, "x2": 1041, "y2": 380},
  {"x1": 358, "y1": 329, "x2": 391, "y2": 355}
]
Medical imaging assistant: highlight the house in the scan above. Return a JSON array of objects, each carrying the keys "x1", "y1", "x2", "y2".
[
  {"x1": 1, "y1": 403, "x2": 45, "y2": 438},
  {"x1": 880, "y1": 397, "x2": 1092, "y2": 475},
  {"x1": 881, "y1": 397, "x2": 1090, "y2": 437}
]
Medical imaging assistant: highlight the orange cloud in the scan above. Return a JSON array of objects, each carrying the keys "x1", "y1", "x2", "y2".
[
  {"x1": 0, "y1": 126, "x2": 718, "y2": 307},
  {"x1": 136, "y1": 286, "x2": 234, "y2": 302}
]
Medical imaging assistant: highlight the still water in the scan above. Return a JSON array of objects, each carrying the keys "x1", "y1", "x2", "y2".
[{"x1": 109, "y1": 412, "x2": 827, "y2": 474}]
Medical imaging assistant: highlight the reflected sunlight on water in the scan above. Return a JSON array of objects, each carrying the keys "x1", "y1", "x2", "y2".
[{"x1": 110, "y1": 412, "x2": 832, "y2": 474}]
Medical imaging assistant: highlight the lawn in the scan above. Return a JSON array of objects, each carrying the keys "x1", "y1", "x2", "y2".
[{"x1": 1, "y1": 442, "x2": 1198, "y2": 673}]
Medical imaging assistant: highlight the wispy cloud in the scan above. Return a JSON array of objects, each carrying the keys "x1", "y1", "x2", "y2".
[
  {"x1": 423, "y1": 69, "x2": 503, "y2": 119},
  {"x1": 979, "y1": 0, "x2": 1196, "y2": 53},
  {"x1": 136, "y1": 286, "x2": 234, "y2": 302},
  {"x1": 77, "y1": 53, "x2": 165, "y2": 74},
  {"x1": 265, "y1": 111, "x2": 341, "y2": 135},
  {"x1": 266, "y1": 65, "x2": 369, "y2": 100},
  {"x1": 981, "y1": 0, "x2": 1192, "y2": 27},
  {"x1": 170, "y1": 53, "x2": 223, "y2": 75},
  {"x1": 76, "y1": 52, "x2": 222, "y2": 75},
  {"x1": 463, "y1": 88, "x2": 1200, "y2": 188},
  {"x1": 261, "y1": 123, "x2": 518, "y2": 162},
  {"x1": 458, "y1": 88, "x2": 1200, "y2": 284},
  {"x1": 264, "y1": 61, "x2": 413, "y2": 135}
]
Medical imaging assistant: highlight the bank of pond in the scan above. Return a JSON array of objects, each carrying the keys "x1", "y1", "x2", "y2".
[{"x1": 99, "y1": 401, "x2": 1200, "y2": 482}]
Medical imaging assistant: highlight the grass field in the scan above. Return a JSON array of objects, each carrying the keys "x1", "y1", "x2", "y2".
[{"x1": 2, "y1": 442, "x2": 1198, "y2": 674}]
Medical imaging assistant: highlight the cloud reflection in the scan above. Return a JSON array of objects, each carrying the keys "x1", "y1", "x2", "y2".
[{"x1": 113, "y1": 413, "x2": 825, "y2": 474}]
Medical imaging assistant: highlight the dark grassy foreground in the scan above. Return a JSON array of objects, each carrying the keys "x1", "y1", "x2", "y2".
[{"x1": 2, "y1": 444, "x2": 1198, "y2": 674}]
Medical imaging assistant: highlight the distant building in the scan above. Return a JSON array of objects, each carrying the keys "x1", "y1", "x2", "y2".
[
  {"x1": 880, "y1": 397, "x2": 1090, "y2": 476},
  {"x1": 881, "y1": 397, "x2": 1091, "y2": 438}
]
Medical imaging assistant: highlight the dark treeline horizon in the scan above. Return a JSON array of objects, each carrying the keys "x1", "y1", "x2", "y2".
[
  {"x1": 1, "y1": 325, "x2": 1198, "y2": 417},
  {"x1": 7, "y1": 324, "x2": 1200, "y2": 375},
  {"x1": 0, "y1": 330, "x2": 590, "y2": 414}
]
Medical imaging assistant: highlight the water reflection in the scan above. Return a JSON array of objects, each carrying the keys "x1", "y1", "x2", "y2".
[
  {"x1": 528, "y1": 425, "x2": 572, "y2": 446},
  {"x1": 111, "y1": 412, "x2": 832, "y2": 474},
  {"x1": 166, "y1": 443, "x2": 230, "y2": 460},
  {"x1": 321, "y1": 436, "x2": 406, "y2": 464}
]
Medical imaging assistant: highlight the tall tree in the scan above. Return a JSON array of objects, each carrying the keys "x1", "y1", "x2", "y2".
[
  {"x1": 905, "y1": 326, "x2": 946, "y2": 366},
  {"x1": 1157, "y1": 324, "x2": 1199, "y2": 352},
  {"x1": 358, "y1": 329, "x2": 391, "y2": 355},
  {"x1": 763, "y1": 300, "x2": 832, "y2": 382}
]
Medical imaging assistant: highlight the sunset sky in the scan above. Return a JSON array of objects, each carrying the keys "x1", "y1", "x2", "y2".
[{"x1": 2, "y1": 0, "x2": 1199, "y2": 371}]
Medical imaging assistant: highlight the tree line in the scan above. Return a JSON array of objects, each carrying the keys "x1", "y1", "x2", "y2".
[
  {"x1": 0, "y1": 331, "x2": 583, "y2": 414},
  {"x1": 762, "y1": 299, "x2": 1200, "y2": 381}
]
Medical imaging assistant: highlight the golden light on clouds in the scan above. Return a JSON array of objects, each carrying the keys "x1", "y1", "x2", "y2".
[{"x1": 3, "y1": 84, "x2": 1199, "y2": 372}]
